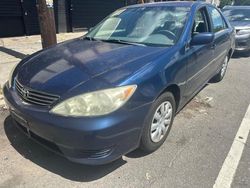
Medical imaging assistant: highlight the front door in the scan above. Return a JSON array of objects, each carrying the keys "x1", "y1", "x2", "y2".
[{"x1": 185, "y1": 7, "x2": 214, "y2": 98}]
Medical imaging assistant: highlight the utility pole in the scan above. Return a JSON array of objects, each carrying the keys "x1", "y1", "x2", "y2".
[{"x1": 36, "y1": 0, "x2": 57, "y2": 49}]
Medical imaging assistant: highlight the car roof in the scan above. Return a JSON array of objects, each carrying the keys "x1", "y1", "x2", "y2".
[
  {"x1": 125, "y1": 1, "x2": 206, "y2": 9},
  {"x1": 223, "y1": 5, "x2": 250, "y2": 10}
]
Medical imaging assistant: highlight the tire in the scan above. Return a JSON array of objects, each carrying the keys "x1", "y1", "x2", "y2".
[
  {"x1": 140, "y1": 92, "x2": 176, "y2": 152},
  {"x1": 212, "y1": 55, "x2": 229, "y2": 83}
]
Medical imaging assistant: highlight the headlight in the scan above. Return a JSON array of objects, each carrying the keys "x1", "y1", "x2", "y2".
[
  {"x1": 50, "y1": 85, "x2": 137, "y2": 117},
  {"x1": 8, "y1": 63, "x2": 18, "y2": 88},
  {"x1": 237, "y1": 29, "x2": 250, "y2": 35}
]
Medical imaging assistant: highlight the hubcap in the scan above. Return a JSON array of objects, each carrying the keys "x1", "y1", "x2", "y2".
[
  {"x1": 221, "y1": 56, "x2": 228, "y2": 77},
  {"x1": 150, "y1": 101, "x2": 173, "y2": 143}
]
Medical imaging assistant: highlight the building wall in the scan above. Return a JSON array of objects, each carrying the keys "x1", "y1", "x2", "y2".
[
  {"x1": 70, "y1": 0, "x2": 126, "y2": 31},
  {"x1": 0, "y1": 0, "x2": 40, "y2": 37},
  {"x1": 0, "y1": 0, "x2": 221, "y2": 38},
  {"x1": 0, "y1": 0, "x2": 129, "y2": 37}
]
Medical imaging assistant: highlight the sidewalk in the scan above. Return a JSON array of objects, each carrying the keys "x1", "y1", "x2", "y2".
[{"x1": 0, "y1": 32, "x2": 84, "y2": 109}]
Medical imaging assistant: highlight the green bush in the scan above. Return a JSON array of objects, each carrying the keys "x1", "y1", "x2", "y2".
[
  {"x1": 219, "y1": 0, "x2": 232, "y2": 8},
  {"x1": 234, "y1": 0, "x2": 250, "y2": 5}
]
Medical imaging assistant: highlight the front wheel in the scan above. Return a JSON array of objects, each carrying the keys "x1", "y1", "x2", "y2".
[
  {"x1": 211, "y1": 55, "x2": 229, "y2": 83},
  {"x1": 140, "y1": 92, "x2": 176, "y2": 152}
]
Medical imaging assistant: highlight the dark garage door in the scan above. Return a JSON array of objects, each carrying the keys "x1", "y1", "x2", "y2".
[
  {"x1": 54, "y1": 0, "x2": 72, "y2": 33},
  {"x1": 0, "y1": 0, "x2": 25, "y2": 37},
  {"x1": 21, "y1": 0, "x2": 40, "y2": 35},
  {"x1": 71, "y1": 0, "x2": 126, "y2": 31},
  {"x1": 0, "y1": 0, "x2": 40, "y2": 37}
]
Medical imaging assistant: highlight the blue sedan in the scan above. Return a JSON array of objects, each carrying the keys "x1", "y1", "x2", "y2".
[{"x1": 3, "y1": 1, "x2": 235, "y2": 165}]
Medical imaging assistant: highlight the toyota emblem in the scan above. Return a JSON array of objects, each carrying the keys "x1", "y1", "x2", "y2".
[{"x1": 21, "y1": 88, "x2": 29, "y2": 99}]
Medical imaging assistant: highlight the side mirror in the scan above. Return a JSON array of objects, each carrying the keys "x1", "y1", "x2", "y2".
[
  {"x1": 88, "y1": 27, "x2": 93, "y2": 32},
  {"x1": 191, "y1": 33, "x2": 214, "y2": 46}
]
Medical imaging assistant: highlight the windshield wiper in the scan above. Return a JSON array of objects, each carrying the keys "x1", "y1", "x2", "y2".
[
  {"x1": 83, "y1": 36, "x2": 92, "y2": 40},
  {"x1": 102, "y1": 39, "x2": 146, "y2": 47},
  {"x1": 83, "y1": 36, "x2": 99, "y2": 41},
  {"x1": 83, "y1": 37, "x2": 146, "y2": 47}
]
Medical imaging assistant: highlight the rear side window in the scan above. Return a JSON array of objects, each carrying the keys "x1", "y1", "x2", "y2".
[{"x1": 208, "y1": 6, "x2": 227, "y2": 33}]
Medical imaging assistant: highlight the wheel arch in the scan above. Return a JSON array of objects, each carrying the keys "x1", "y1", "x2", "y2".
[
  {"x1": 228, "y1": 48, "x2": 233, "y2": 60},
  {"x1": 158, "y1": 84, "x2": 181, "y2": 112}
]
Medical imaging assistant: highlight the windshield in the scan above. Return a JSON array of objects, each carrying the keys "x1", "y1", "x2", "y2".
[
  {"x1": 222, "y1": 9, "x2": 250, "y2": 22},
  {"x1": 85, "y1": 6, "x2": 190, "y2": 47}
]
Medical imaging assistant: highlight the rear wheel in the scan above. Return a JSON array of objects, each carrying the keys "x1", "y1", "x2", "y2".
[
  {"x1": 140, "y1": 92, "x2": 176, "y2": 152},
  {"x1": 212, "y1": 55, "x2": 229, "y2": 82}
]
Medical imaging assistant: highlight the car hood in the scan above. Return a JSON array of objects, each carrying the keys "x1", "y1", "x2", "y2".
[
  {"x1": 230, "y1": 21, "x2": 250, "y2": 30},
  {"x1": 16, "y1": 38, "x2": 167, "y2": 95}
]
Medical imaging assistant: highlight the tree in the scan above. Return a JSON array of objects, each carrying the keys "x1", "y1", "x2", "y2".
[
  {"x1": 36, "y1": 0, "x2": 57, "y2": 49},
  {"x1": 219, "y1": 0, "x2": 232, "y2": 8},
  {"x1": 234, "y1": 0, "x2": 250, "y2": 5}
]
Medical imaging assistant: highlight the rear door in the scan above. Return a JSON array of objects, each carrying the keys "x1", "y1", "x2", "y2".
[{"x1": 207, "y1": 6, "x2": 230, "y2": 74}]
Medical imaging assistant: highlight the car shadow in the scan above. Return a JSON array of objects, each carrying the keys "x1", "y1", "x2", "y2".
[
  {"x1": 4, "y1": 116, "x2": 126, "y2": 182},
  {"x1": 125, "y1": 149, "x2": 149, "y2": 158}
]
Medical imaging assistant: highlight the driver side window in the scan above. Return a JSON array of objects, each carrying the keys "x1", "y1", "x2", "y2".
[{"x1": 192, "y1": 8, "x2": 209, "y2": 35}]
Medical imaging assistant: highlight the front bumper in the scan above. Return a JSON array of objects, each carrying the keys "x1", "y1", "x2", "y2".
[
  {"x1": 3, "y1": 83, "x2": 151, "y2": 165},
  {"x1": 235, "y1": 34, "x2": 250, "y2": 51}
]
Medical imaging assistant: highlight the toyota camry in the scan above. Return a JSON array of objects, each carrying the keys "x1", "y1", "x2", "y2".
[{"x1": 3, "y1": 1, "x2": 235, "y2": 165}]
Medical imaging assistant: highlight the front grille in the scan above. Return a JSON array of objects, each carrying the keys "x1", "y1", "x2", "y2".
[{"x1": 15, "y1": 79, "x2": 59, "y2": 106}]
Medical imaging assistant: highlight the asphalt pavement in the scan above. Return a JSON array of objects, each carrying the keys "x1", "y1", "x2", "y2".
[{"x1": 0, "y1": 52, "x2": 250, "y2": 188}]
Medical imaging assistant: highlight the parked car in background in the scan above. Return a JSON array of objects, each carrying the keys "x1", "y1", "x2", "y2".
[
  {"x1": 3, "y1": 2, "x2": 235, "y2": 165},
  {"x1": 222, "y1": 6, "x2": 250, "y2": 52}
]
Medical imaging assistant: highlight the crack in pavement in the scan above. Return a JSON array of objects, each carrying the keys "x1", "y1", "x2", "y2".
[
  {"x1": 148, "y1": 138, "x2": 193, "y2": 187},
  {"x1": 168, "y1": 138, "x2": 193, "y2": 168}
]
